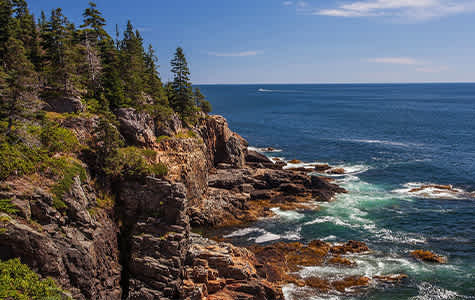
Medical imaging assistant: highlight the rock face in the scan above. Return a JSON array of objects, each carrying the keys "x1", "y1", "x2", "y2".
[
  {"x1": 410, "y1": 250, "x2": 447, "y2": 263},
  {"x1": 183, "y1": 234, "x2": 283, "y2": 299},
  {"x1": 44, "y1": 96, "x2": 85, "y2": 113},
  {"x1": 117, "y1": 107, "x2": 157, "y2": 147},
  {"x1": 198, "y1": 115, "x2": 248, "y2": 168},
  {"x1": 118, "y1": 177, "x2": 190, "y2": 299},
  {"x1": 0, "y1": 177, "x2": 121, "y2": 300}
]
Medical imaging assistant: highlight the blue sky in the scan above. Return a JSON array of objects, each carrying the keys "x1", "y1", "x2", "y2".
[{"x1": 27, "y1": 0, "x2": 475, "y2": 84}]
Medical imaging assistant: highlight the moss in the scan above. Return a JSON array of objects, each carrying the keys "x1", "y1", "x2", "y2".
[
  {"x1": 96, "y1": 193, "x2": 114, "y2": 209},
  {"x1": 0, "y1": 199, "x2": 18, "y2": 215},
  {"x1": 0, "y1": 258, "x2": 69, "y2": 299}
]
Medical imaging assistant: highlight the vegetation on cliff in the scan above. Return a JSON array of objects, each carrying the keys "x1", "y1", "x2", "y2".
[{"x1": 0, "y1": 258, "x2": 68, "y2": 299}]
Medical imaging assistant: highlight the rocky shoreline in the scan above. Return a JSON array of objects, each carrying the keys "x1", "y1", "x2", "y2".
[{"x1": 1, "y1": 111, "x2": 444, "y2": 299}]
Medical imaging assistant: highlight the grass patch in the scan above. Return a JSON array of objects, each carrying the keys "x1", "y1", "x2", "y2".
[
  {"x1": 174, "y1": 130, "x2": 197, "y2": 139},
  {"x1": 156, "y1": 135, "x2": 170, "y2": 143},
  {"x1": 0, "y1": 258, "x2": 69, "y2": 299},
  {"x1": 0, "y1": 143, "x2": 48, "y2": 181}
]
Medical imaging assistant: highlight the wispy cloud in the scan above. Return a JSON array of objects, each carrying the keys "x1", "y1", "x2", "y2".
[
  {"x1": 367, "y1": 57, "x2": 448, "y2": 73},
  {"x1": 208, "y1": 51, "x2": 262, "y2": 57},
  {"x1": 314, "y1": 0, "x2": 475, "y2": 21},
  {"x1": 283, "y1": 1, "x2": 293, "y2": 6},
  {"x1": 366, "y1": 57, "x2": 423, "y2": 65}
]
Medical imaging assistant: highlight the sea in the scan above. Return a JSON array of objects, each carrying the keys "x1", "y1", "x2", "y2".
[{"x1": 198, "y1": 83, "x2": 475, "y2": 300}]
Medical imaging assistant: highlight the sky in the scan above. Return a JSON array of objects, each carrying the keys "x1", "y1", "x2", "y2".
[{"x1": 27, "y1": 0, "x2": 475, "y2": 84}]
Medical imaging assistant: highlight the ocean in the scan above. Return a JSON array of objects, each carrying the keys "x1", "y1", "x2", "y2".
[{"x1": 198, "y1": 83, "x2": 475, "y2": 300}]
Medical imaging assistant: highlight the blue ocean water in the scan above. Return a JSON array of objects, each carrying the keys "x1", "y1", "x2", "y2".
[{"x1": 198, "y1": 84, "x2": 475, "y2": 300}]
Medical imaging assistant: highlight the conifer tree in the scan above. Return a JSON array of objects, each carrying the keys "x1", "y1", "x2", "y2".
[
  {"x1": 0, "y1": 36, "x2": 37, "y2": 137},
  {"x1": 120, "y1": 21, "x2": 146, "y2": 106},
  {"x1": 80, "y1": 1, "x2": 107, "y2": 42},
  {"x1": 170, "y1": 47, "x2": 195, "y2": 119},
  {"x1": 194, "y1": 87, "x2": 212, "y2": 114},
  {"x1": 100, "y1": 37, "x2": 124, "y2": 109}
]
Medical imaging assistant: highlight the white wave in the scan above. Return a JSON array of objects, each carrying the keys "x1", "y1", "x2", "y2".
[
  {"x1": 223, "y1": 227, "x2": 265, "y2": 238},
  {"x1": 410, "y1": 282, "x2": 475, "y2": 300},
  {"x1": 270, "y1": 207, "x2": 305, "y2": 220},
  {"x1": 304, "y1": 216, "x2": 358, "y2": 228},
  {"x1": 392, "y1": 182, "x2": 472, "y2": 200},
  {"x1": 258, "y1": 88, "x2": 273, "y2": 92},
  {"x1": 247, "y1": 146, "x2": 283, "y2": 153},
  {"x1": 344, "y1": 139, "x2": 422, "y2": 148},
  {"x1": 321, "y1": 235, "x2": 337, "y2": 241},
  {"x1": 253, "y1": 232, "x2": 281, "y2": 243},
  {"x1": 283, "y1": 161, "x2": 322, "y2": 170}
]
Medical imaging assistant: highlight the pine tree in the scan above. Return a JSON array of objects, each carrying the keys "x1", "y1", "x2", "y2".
[
  {"x1": 194, "y1": 87, "x2": 212, "y2": 114},
  {"x1": 120, "y1": 21, "x2": 146, "y2": 106},
  {"x1": 170, "y1": 47, "x2": 195, "y2": 119},
  {"x1": 0, "y1": 36, "x2": 37, "y2": 137},
  {"x1": 80, "y1": 1, "x2": 107, "y2": 42},
  {"x1": 100, "y1": 37, "x2": 124, "y2": 109}
]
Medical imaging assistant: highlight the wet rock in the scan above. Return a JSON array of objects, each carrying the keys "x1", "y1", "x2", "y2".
[
  {"x1": 327, "y1": 255, "x2": 356, "y2": 266},
  {"x1": 410, "y1": 250, "x2": 447, "y2": 263},
  {"x1": 315, "y1": 164, "x2": 331, "y2": 172},
  {"x1": 288, "y1": 159, "x2": 302, "y2": 164},
  {"x1": 327, "y1": 168, "x2": 345, "y2": 174},
  {"x1": 246, "y1": 150, "x2": 272, "y2": 164},
  {"x1": 373, "y1": 274, "x2": 408, "y2": 283}
]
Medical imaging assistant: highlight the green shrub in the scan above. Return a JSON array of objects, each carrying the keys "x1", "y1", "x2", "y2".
[
  {"x1": 0, "y1": 258, "x2": 69, "y2": 300},
  {"x1": 49, "y1": 158, "x2": 87, "y2": 210},
  {"x1": 40, "y1": 123, "x2": 80, "y2": 153},
  {"x1": 105, "y1": 147, "x2": 168, "y2": 179},
  {"x1": 0, "y1": 143, "x2": 48, "y2": 180},
  {"x1": 0, "y1": 199, "x2": 18, "y2": 215}
]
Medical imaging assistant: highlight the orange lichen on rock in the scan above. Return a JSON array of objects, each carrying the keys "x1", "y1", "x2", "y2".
[
  {"x1": 288, "y1": 159, "x2": 302, "y2": 164},
  {"x1": 327, "y1": 168, "x2": 345, "y2": 174},
  {"x1": 411, "y1": 250, "x2": 447, "y2": 263},
  {"x1": 332, "y1": 276, "x2": 371, "y2": 292},
  {"x1": 327, "y1": 255, "x2": 355, "y2": 266},
  {"x1": 373, "y1": 274, "x2": 408, "y2": 283},
  {"x1": 330, "y1": 240, "x2": 370, "y2": 255}
]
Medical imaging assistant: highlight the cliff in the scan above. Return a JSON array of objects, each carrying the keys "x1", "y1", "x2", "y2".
[{"x1": 0, "y1": 107, "x2": 346, "y2": 299}]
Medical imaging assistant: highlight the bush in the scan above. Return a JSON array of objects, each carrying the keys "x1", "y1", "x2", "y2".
[
  {"x1": 105, "y1": 147, "x2": 167, "y2": 179},
  {"x1": 48, "y1": 158, "x2": 87, "y2": 210},
  {"x1": 175, "y1": 130, "x2": 196, "y2": 139},
  {"x1": 0, "y1": 258, "x2": 68, "y2": 300},
  {"x1": 40, "y1": 122, "x2": 80, "y2": 153},
  {"x1": 0, "y1": 143, "x2": 48, "y2": 181}
]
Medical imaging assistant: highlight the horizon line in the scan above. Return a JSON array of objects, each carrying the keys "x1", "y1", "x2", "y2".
[{"x1": 194, "y1": 81, "x2": 475, "y2": 86}]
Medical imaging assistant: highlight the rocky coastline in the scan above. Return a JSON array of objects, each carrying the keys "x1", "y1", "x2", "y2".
[{"x1": 1, "y1": 110, "x2": 427, "y2": 299}]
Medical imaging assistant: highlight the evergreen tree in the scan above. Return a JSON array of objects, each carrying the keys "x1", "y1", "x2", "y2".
[
  {"x1": 0, "y1": 36, "x2": 37, "y2": 137},
  {"x1": 80, "y1": 1, "x2": 107, "y2": 42},
  {"x1": 100, "y1": 37, "x2": 124, "y2": 109},
  {"x1": 194, "y1": 87, "x2": 212, "y2": 114},
  {"x1": 0, "y1": 0, "x2": 13, "y2": 60},
  {"x1": 144, "y1": 44, "x2": 166, "y2": 102},
  {"x1": 120, "y1": 21, "x2": 146, "y2": 106},
  {"x1": 170, "y1": 47, "x2": 195, "y2": 119}
]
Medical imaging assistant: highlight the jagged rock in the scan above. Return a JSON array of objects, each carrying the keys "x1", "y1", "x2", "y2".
[
  {"x1": 198, "y1": 115, "x2": 248, "y2": 168},
  {"x1": 246, "y1": 150, "x2": 272, "y2": 164},
  {"x1": 156, "y1": 113, "x2": 183, "y2": 137},
  {"x1": 44, "y1": 96, "x2": 85, "y2": 113},
  {"x1": 117, "y1": 107, "x2": 156, "y2": 147},
  {"x1": 0, "y1": 178, "x2": 121, "y2": 300},
  {"x1": 330, "y1": 240, "x2": 370, "y2": 255}
]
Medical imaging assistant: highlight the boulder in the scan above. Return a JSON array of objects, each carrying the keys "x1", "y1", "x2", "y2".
[
  {"x1": 117, "y1": 107, "x2": 156, "y2": 147},
  {"x1": 410, "y1": 250, "x2": 446, "y2": 263},
  {"x1": 246, "y1": 150, "x2": 272, "y2": 164},
  {"x1": 44, "y1": 96, "x2": 85, "y2": 113}
]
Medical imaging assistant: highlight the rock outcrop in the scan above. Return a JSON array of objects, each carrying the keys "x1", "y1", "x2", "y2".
[
  {"x1": 117, "y1": 107, "x2": 157, "y2": 147},
  {"x1": 0, "y1": 177, "x2": 121, "y2": 300}
]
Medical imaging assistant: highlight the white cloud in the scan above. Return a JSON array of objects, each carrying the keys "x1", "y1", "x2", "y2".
[
  {"x1": 283, "y1": 1, "x2": 293, "y2": 6},
  {"x1": 315, "y1": 0, "x2": 475, "y2": 20},
  {"x1": 366, "y1": 57, "x2": 423, "y2": 65},
  {"x1": 297, "y1": 1, "x2": 308, "y2": 8},
  {"x1": 208, "y1": 51, "x2": 262, "y2": 57}
]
